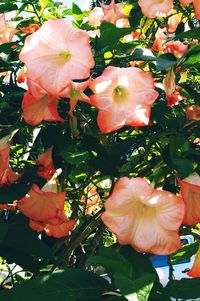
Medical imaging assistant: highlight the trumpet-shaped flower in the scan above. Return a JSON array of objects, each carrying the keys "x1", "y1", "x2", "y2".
[
  {"x1": 101, "y1": 177, "x2": 185, "y2": 255},
  {"x1": 17, "y1": 184, "x2": 66, "y2": 223},
  {"x1": 88, "y1": 7, "x2": 104, "y2": 27},
  {"x1": 138, "y1": 0, "x2": 173, "y2": 18},
  {"x1": 187, "y1": 245, "x2": 200, "y2": 277},
  {"x1": 186, "y1": 105, "x2": 200, "y2": 120},
  {"x1": 19, "y1": 19, "x2": 94, "y2": 96},
  {"x1": 89, "y1": 66, "x2": 158, "y2": 133},
  {"x1": 0, "y1": 135, "x2": 20, "y2": 186},
  {"x1": 164, "y1": 68, "x2": 176, "y2": 98},
  {"x1": 0, "y1": 14, "x2": 18, "y2": 44},
  {"x1": 101, "y1": 0, "x2": 126, "y2": 24},
  {"x1": 36, "y1": 147, "x2": 56, "y2": 180},
  {"x1": 81, "y1": 186, "x2": 101, "y2": 215},
  {"x1": 178, "y1": 173, "x2": 200, "y2": 225},
  {"x1": 22, "y1": 79, "x2": 64, "y2": 125}
]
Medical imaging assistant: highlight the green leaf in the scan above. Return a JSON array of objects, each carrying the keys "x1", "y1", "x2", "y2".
[
  {"x1": 114, "y1": 272, "x2": 154, "y2": 301},
  {"x1": 97, "y1": 22, "x2": 133, "y2": 49},
  {"x1": 182, "y1": 51, "x2": 200, "y2": 68},
  {"x1": 131, "y1": 48, "x2": 156, "y2": 61},
  {"x1": 156, "y1": 53, "x2": 177, "y2": 71},
  {"x1": 174, "y1": 27, "x2": 200, "y2": 41},
  {"x1": 170, "y1": 242, "x2": 198, "y2": 263},
  {"x1": 60, "y1": 150, "x2": 89, "y2": 165},
  {"x1": 72, "y1": 2, "x2": 83, "y2": 21},
  {"x1": 172, "y1": 158, "x2": 194, "y2": 178},
  {"x1": 0, "y1": 42, "x2": 17, "y2": 54},
  {"x1": 164, "y1": 278, "x2": 200, "y2": 299},
  {"x1": 0, "y1": 269, "x2": 110, "y2": 301},
  {"x1": 0, "y1": 3, "x2": 18, "y2": 13}
]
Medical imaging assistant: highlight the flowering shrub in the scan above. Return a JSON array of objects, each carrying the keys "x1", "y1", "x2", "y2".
[{"x1": 0, "y1": 0, "x2": 200, "y2": 300}]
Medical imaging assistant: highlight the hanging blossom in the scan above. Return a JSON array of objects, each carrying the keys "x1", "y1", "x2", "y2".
[
  {"x1": 164, "y1": 68, "x2": 176, "y2": 98},
  {"x1": 0, "y1": 14, "x2": 18, "y2": 44},
  {"x1": 60, "y1": 80, "x2": 90, "y2": 117},
  {"x1": 138, "y1": 0, "x2": 173, "y2": 19},
  {"x1": 178, "y1": 173, "x2": 200, "y2": 225},
  {"x1": 101, "y1": 177, "x2": 185, "y2": 255},
  {"x1": 100, "y1": 0, "x2": 127, "y2": 25},
  {"x1": 187, "y1": 245, "x2": 200, "y2": 278},
  {"x1": 19, "y1": 19, "x2": 95, "y2": 96},
  {"x1": 89, "y1": 66, "x2": 158, "y2": 133},
  {"x1": 186, "y1": 105, "x2": 200, "y2": 120},
  {"x1": 0, "y1": 135, "x2": 21, "y2": 187},
  {"x1": 17, "y1": 176, "x2": 76, "y2": 238},
  {"x1": 88, "y1": 7, "x2": 104, "y2": 27},
  {"x1": 36, "y1": 147, "x2": 56, "y2": 180},
  {"x1": 81, "y1": 185, "x2": 101, "y2": 215},
  {"x1": 22, "y1": 79, "x2": 65, "y2": 126}
]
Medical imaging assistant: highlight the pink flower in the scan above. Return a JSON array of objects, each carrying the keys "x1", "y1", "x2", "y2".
[
  {"x1": 138, "y1": 0, "x2": 173, "y2": 19},
  {"x1": 0, "y1": 14, "x2": 18, "y2": 44},
  {"x1": 60, "y1": 80, "x2": 90, "y2": 116},
  {"x1": 152, "y1": 28, "x2": 167, "y2": 52},
  {"x1": 22, "y1": 79, "x2": 64, "y2": 125},
  {"x1": 101, "y1": 0, "x2": 127, "y2": 24},
  {"x1": 19, "y1": 19, "x2": 95, "y2": 96},
  {"x1": 179, "y1": 0, "x2": 193, "y2": 7},
  {"x1": 168, "y1": 14, "x2": 182, "y2": 33},
  {"x1": 186, "y1": 105, "x2": 200, "y2": 120},
  {"x1": 101, "y1": 177, "x2": 185, "y2": 255},
  {"x1": 193, "y1": 0, "x2": 200, "y2": 20},
  {"x1": 178, "y1": 173, "x2": 200, "y2": 225},
  {"x1": 166, "y1": 41, "x2": 188, "y2": 57},
  {"x1": 81, "y1": 186, "x2": 101, "y2": 215},
  {"x1": 187, "y1": 245, "x2": 200, "y2": 277},
  {"x1": 89, "y1": 66, "x2": 158, "y2": 133},
  {"x1": 0, "y1": 135, "x2": 20, "y2": 187},
  {"x1": 36, "y1": 147, "x2": 56, "y2": 180},
  {"x1": 17, "y1": 184, "x2": 66, "y2": 223},
  {"x1": 88, "y1": 7, "x2": 104, "y2": 27}
]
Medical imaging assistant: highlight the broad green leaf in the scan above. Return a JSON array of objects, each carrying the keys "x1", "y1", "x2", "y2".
[
  {"x1": 156, "y1": 53, "x2": 177, "y2": 71},
  {"x1": 60, "y1": 150, "x2": 89, "y2": 165},
  {"x1": 72, "y1": 2, "x2": 83, "y2": 21},
  {"x1": 0, "y1": 269, "x2": 110, "y2": 301},
  {"x1": 172, "y1": 157, "x2": 194, "y2": 178},
  {"x1": 0, "y1": 3, "x2": 18, "y2": 13},
  {"x1": 164, "y1": 278, "x2": 200, "y2": 299},
  {"x1": 170, "y1": 242, "x2": 199, "y2": 263},
  {"x1": 182, "y1": 51, "x2": 200, "y2": 68},
  {"x1": 174, "y1": 27, "x2": 200, "y2": 41},
  {"x1": 0, "y1": 220, "x2": 9, "y2": 244},
  {"x1": 131, "y1": 48, "x2": 156, "y2": 61}
]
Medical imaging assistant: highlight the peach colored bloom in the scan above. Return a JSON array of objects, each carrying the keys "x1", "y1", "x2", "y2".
[
  {"x1": 60, "y1": 80, "x2": 90, "y2": 116},
  {"x1": 179, "y1": 0, "x2": 193, "y2": 6},
  {"x1": 187, "y1": 245, "x2": 200, "y2": 277},
  {"x1": 81, "y1": 186, "x2": 101, "y2": 215},
  {"x1": 36, "y1": 147, "x2": 56, "y2": 180},
  {"x1": 152, "y1": 28, "x2": 167, "y2": 52},
  {"x1": 193, "y1": 0, "x2": 200, "y2": 20},
  {"x1": 30, "y1": 218, "x2": 76, "y2": 238},
  {"x1": 101, "y1": 177, "x2": 185, "y2": 255},
  {"x1": 88, "y1": 7, "x2": 104, "y2": 27},
  {"x1": 164, "y1": 68, "x2": 176, "y2": 98},
  {"x1": 22, "y1": 79, "x2": 64, "y2": 126},
  {"x1": 0, "y1": 14, "x2": 18, "y2": 44},
  {"x1": 0, "y1": 135, "x2": 20, "y2": 187},
  {"x1": 16, "y1": 67, "x2": 26, "y2": 84},
  {"x1": 89, "y1": 66, "x2": 158, "y2": 133},
  {"x1": 138, "y1": 0, "x2": 173, "y2": 18},
  {"x1": 186, "y1": 105, "x2": 200, "y2": 120},
  {"x1": 20, "y1": 23, "x2": 40, "y2": 34},
  {"x1": 101, "y1": 0, "x2": 127, "y2": 24},
  {"x1": 166, "y1": 91, "x2": 182, "y2": 107},
  {"x1": 17, "y1": 184, "x2": 66, "y2": 223},
  {"x1": 166, "y1": 41, "x2": 188, "y2": 57},
  {"x1": 19, "y1": 19, "x2": 95, "y2": 96},
  {"x1": 178, "y1": 173, "x2": 200, "y2": 225},
  {"x1": 168, "y1": 14, "x2": 182, "y2": 33}
]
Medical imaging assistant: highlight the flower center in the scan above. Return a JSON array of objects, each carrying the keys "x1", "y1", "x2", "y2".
[
  {"x1": 58, "y1": 50, "x2": 71, "y2": 63},
  {"x1": 112, "y1": 85, "x2": 128, "y2": 103}
]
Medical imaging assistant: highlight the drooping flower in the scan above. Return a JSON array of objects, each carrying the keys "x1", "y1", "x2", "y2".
[
  {"x1": 60, "y1": 80, "x2": 90, "y2": 116},
  {"x1": 101, "y1": 0, "x2": 127, "y2": 24},
  {"x1": 0, "y1": 135, "x2": 21, "y2": 187},
  {"x1": 17, "y1": 184, "x2": 66, "y2": 223},
  {"x1": 22, "y1": 79, "x2": 64, "y2": 125},
  {"x1": 36, "y1": 147, "x2": 56, "y2": 180},
  {"x1": 19, "y1": 19, "x2": 95, "y2": 96},
  {"x1": 0, "y1": 14, "x2": 18, "y2": 44},
  {"x1": 166, "y1": 41, "x2": 188, "y2": 57},
  {"x1": 101, "y1": 177, "x2": 185, "y2": 255},
  {"x1": 152, "y1": 28, "x2": 167, "y2": 52},
  {"x1": 164, "y1": 68, "x2": 176, "y2": 98},
  {"x1": 16, "y1": 67, "x2": 26, "y2": 84},
  {"x1": 138, "y1": 0, "x2": 173, "y2": 19},
  {"x1": 20, "y1": 23, "x2": 40, "y2": 34},
  {"x1": 168, "y1": 13, "x2": 182, "y2": 33},
  {"x1": 178, "y1": 173, "x2": 200, "y2": 225},
  {"x1": 89, "y1": 66, "x2": 158, "y2": 133},
  {"x1": 88, "y1": 7, "x2": 104, "y2": 27},
  {"x1": 187, "y1": 245, "x2": 200, "y2": 277},
  {"x1": 186, "y1": 105, "x2": 200, "y2": 120},
  {"x1": 193, "y1": 0, "x2": 200, "y2": 20}
]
